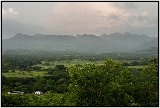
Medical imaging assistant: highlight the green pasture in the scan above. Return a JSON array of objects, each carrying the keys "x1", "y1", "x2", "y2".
[
  {"x1": 127, "y1": 65, "x2": 144, "y2": 69},
  {"x1": 2, "y1": 71, "x2": 49, "y2": 78}
]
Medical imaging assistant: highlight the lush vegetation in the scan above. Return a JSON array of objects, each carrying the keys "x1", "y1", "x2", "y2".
[{"x1": 2, "y1": 51, "x2": 158, "y2": 107}]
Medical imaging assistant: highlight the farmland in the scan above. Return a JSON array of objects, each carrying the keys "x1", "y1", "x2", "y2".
[
  {"x1": 2, "y1": 50, "x2": 158, "y2": 107},
  {"x1": 2, "y1": 59, "x2": 145, "y2": 78}
]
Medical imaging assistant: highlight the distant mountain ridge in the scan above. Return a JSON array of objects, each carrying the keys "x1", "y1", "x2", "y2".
[
  {"x1": 137, "y1": 38, "x2": 158, "y2": 49},
  {"x1": 2, "y1": 32, "x2": 158, "y2": 53}
]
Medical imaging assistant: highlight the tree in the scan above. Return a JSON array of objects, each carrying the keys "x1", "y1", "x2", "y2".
[
  {"x1": 136, "y1": 58, "x2": 158, "y2": 106},
  {"x1": 55, "y1": 65, "x2": 66, "y2": 71},
  {"x1": 130, "y1": 61, "x2": 139, "y2": 66},
  {"x1": 68, "y1": 59, "x2": 135, "y2": 106}
]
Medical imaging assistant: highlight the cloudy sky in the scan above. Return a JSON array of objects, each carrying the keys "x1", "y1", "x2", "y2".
[{"x1": 2, "y1": 2, "x2": 158, "y2": 39}]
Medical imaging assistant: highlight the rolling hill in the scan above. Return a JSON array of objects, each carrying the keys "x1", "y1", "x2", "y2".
[{"x1": 2, "y1": 32, "x2": 157, "y2": 53}]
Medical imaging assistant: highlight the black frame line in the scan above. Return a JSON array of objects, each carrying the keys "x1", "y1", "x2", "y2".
[
  {"x1": 1, "y1": 0, "x2": 159, "y2": 107},
  {"x1": 1, "y1": 0, "x2": 159, "y2": 2}
]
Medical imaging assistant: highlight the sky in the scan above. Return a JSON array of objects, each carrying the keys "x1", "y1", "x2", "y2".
[{"x1": 2, "y1": 2, "x2": 158, "y2": 39}]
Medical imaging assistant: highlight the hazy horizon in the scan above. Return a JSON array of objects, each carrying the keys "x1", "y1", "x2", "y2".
[{"x1": 3, "y1": 32, "x2": 157, "y2": 40}]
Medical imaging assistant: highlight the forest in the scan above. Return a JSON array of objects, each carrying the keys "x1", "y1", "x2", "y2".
[{"x1": 1, "y1": 50, "x2": 158, "y2": 107}]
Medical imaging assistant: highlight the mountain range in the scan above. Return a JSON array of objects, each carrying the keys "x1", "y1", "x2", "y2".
[{"x1": 2, "y1": 32, "x2": 158, "y2": 53}]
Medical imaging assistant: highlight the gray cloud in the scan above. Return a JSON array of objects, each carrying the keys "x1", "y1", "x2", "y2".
[
  {"x1": 112, "y1": 2, "x2": 137, "y2": 10},
  {"x1": 46, "y1": 2, "x2": 157, "y2": 36},
  {"x1": 2, "y1": 2, "x2": 158, "y2": 38},
  {"x1": 2, "y1": 19, "x2": 47, "y2": 39}
]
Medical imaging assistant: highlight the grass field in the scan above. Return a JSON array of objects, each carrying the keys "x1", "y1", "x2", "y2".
[
  {"x1": 127, "y1": 65, "x2": 144, "y2": 69},
  {"x1": 2, "y1": 60, "x2": 104, "y2": 78},
  {"x1": 2, "y1": 71, "x2": 50, "y2": 78}
]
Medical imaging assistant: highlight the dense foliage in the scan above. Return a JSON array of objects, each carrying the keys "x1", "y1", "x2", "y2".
[
  {"x1": 2, "y1": 52, "x2": 158, "y2": 106},
  {"x1": 68, "y1": 59, "x2": 136, "y2": 106},
  {"x1": 132, "y1": 59, "x2": 158, "y2": 106}
]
